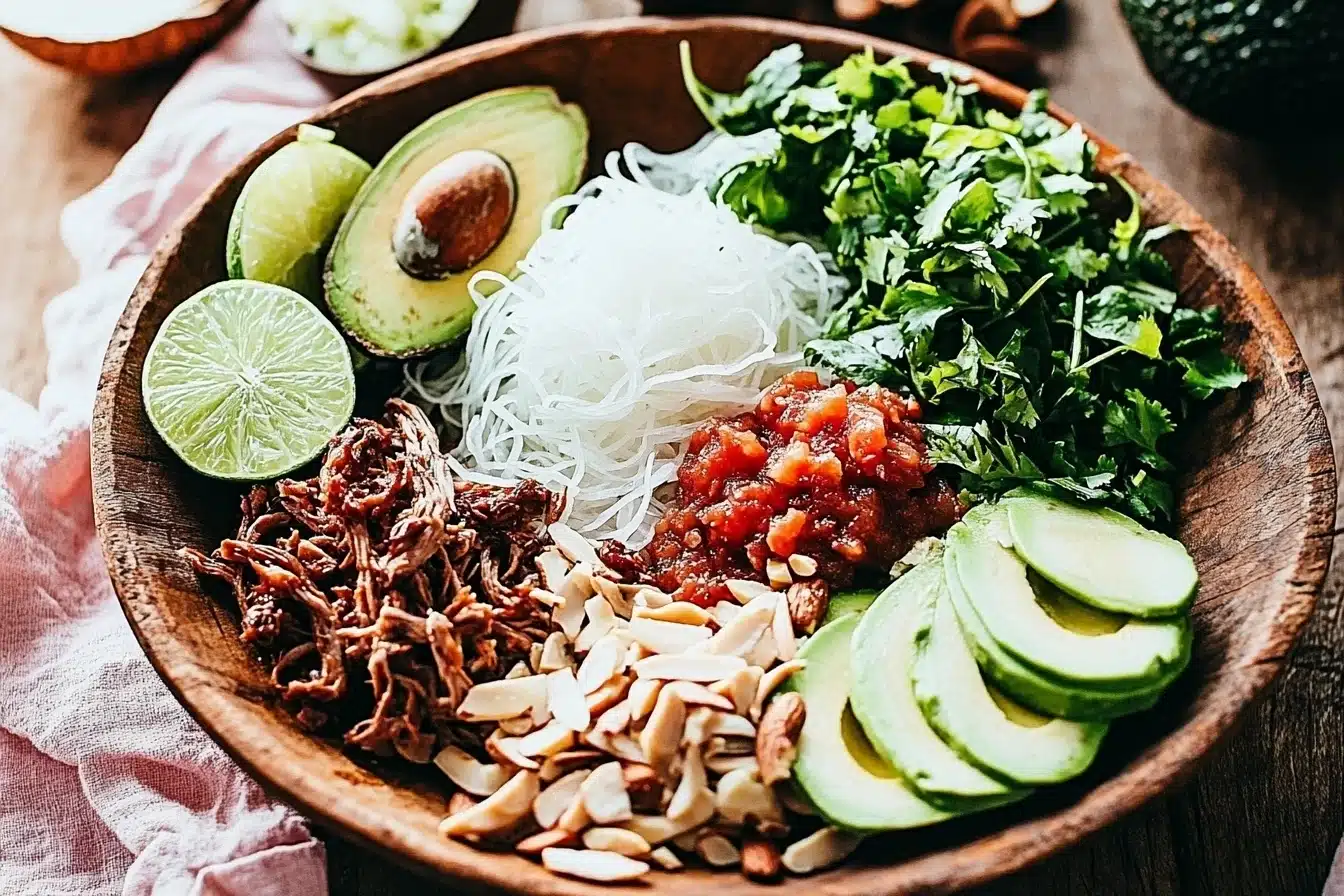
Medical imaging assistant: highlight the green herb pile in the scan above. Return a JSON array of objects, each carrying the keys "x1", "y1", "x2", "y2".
[{"x1": 682, "y1": 44, "x2": 1246, "y2": 524}]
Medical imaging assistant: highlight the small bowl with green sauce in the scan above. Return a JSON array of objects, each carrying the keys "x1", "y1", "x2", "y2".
[{"x1": 277, "y1": 0, "x2": 483, "y2": 77}]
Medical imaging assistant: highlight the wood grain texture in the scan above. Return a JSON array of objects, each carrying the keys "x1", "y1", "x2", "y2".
[{"x1": 88, "y1": 14, "x2": 1335, "y2": 896}]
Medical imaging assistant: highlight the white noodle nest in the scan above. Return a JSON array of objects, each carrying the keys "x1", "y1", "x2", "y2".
[{"x1": 409, "y1": 141, "x2": 840, "y2": 547}]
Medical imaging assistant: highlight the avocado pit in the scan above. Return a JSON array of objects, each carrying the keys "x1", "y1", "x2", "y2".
[{"x1": 392, "y1": 149, "x2": 517, "y2": 280}]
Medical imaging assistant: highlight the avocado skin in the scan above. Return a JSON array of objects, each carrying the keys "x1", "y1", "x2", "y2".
[{"x1": 1120, "y1": 0, "x2": 1344, "y2": 136}]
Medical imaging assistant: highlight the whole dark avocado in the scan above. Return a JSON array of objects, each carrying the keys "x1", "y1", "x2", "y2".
[{"x1": 1120, "y1": 0, "x2": 1344, "y2": 137}]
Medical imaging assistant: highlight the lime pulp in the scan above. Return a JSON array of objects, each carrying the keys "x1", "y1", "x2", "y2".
[{"x1": 142, "y1": 280, "x2": 357, "y2": 480}]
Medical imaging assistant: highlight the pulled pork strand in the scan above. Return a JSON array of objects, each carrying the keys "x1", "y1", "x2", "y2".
[{"x1": 181, "y1": 399, "x2": 561, "y2": 762}]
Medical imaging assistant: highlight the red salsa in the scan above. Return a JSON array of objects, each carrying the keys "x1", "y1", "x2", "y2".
[{"x1": 640, "y1": 371, "x2": 962, "y2": 607}]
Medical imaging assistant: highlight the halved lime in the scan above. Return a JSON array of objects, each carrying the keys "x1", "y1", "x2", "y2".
[
  {"x1": 142, "y1": 280, "x2": 357, "y2": 480},
  {"x1": 226, "y1": 124, "x2": 372, "y2": 300}
]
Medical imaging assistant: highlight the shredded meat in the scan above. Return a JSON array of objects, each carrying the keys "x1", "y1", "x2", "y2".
[{"x1": 181, "y1": 399, "x2": 561, "y2": 763}]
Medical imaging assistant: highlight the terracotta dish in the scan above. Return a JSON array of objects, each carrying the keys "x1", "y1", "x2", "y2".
[{"x1": 92, "y1": 17, "x2": 1335, "y2": 895}]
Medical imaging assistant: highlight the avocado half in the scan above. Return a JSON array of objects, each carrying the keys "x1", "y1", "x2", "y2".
[{"x1": 324, "y1": 87, "x2": 588, "y2": 358}]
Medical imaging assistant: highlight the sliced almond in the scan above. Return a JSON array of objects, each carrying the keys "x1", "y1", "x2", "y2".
[
  {"x1": 538, "y1": 631, "x2": 573, "y2": 672},
  {"x1": 628, "y1": 616, "x2": 713, "y2": 655},
  {"x1": 539, "y1": 749, "x2": 603, "y2": 783},
  {"x1": 745, "y1": 628, "x2": 779, "y2": 669},
  {"x1": 621, "y1": 809, "x2": 708, "y2": 847},
  {"x1": 625, "y1": 640, "x2": 650, "y2": 668},
  {"x1": 772, "y1": 587, "x2": 798, "y2": 662},
  {"x1": 498, "y1": 715, "x2": 536, "y2": 736},
  {"x1": 1012, "y1": 0, "x2": 1057, "y2": 17},
  {"x1": 457, "y1": 676, "x2": 548, "y2": 722},
  {"x1": 666, "y1": 745, "x2": 710, "y2": 823},
  {"x1": 505, "y1": 661, "x2": 530, "y2": 680},
  {"x1": 778, "y1": 786, "x2": 818, "y2": 817},
  {"x1": 634, "y1": 587, "x2": 673, "y2": 609},
  {"x1": 633, "y1": 601, "x2": 715, "y2": 627},
  {"x1": 705, "y1": 753, "x2": 760, "y2": 776},
  {"x1": 627, "y1": 678, "x2": 663, "y2": 721},
  {"x1": 698, "y1": 594, "x2": 775, "y2": 658},
  {"x1": 577, "y1": 633, "x2": 626, "y2": 694},
  {"x1": 547, "y1": 667, "x2": 591, "y2": 732},
  {"x1": 634, "y1": 653, "x2": 748, "y2": 682},
  {"x1": 534, "y1": 769, "x2": 593, "y2": 829},
  {"x1": 528, "y1": 642, "x2": 546, "y2": 672},
  {"x1": 787, "y1": 553, "x2": 818, "y2": 578},
  {"x1": 583, "y1": 827, "x2": 653, "y2": 858},
  {"x1": 517, "y1": 721, "x2": 578, "y2": 758},
  {"x1": 650, "y1": 846, "x2": 683, "y2": 870},
  {"x1": 575, "y1": 595, "x2": 618, "y2": 653},
  {"x1": 580, "y1": 761, "x2": 633, "y2": 825},
  {"x1": 485, "y1": 730, "x2": 541, "y2": 772},
  {"x1": 705, "y1": 712, "x2": 757, "y2": 739},
  {"x1": 725, "y1": 579, "x2": 772, "y2": 604},
  {"x1": 711, "y1": 601, "x2": 742, "y2": 626},
  {"x1": 781, "y1": 827, "x2": 863, "y2": 875},
  {"x1": 705, "y1": 735, "x2": 756, "y2": 757},
  {"x1": 585, "y1": 674, "x2": 631, "y2": 716},
  {"x1": 752, "y1": 660, "x2": 805, "y2": 721},
  {"x1": 710, "y1": 667, "x2": 763, "y2": 716},
  {"x1": 593, "y1": 575, "x2": 635, "y2": 618},
  {"x1": 439, "y1": 770, "x2": 539, "y2": 837},
  {"x1": 585, "y1": 730, "x2": 647, "y2": 764},
  {"x1": 665, "y1": 680, "x2": 735, "y2": 712},
  {"x1": 594, "y1": 700, "x2": 632, "y2": 735},
  {"x1": 529, "y1": 588, "x2": 561, "y2": 608},
  {"x1": 541, "y1": 847, "x2": 649, "y2": 883},
  {"x1": 765, "y1": 558, "x2": 792, "y2": 588},
  {"x1": 556, "y1": 791, "x2": 592, "y2": 833},
  {"x1": 515, "y1": 828, "x2": 578, "y2": 855},
  {"x1": 535, "y1": 547, "x2": 572, "y2": 592},
  {"x1": 548, "y1": 522, "x2": 602, "y2": 568},
  {"x1": 433, "y1": 746, "x2": 512, "y2": 797},
  {"x1": 715, "y1": 766, "x2": 784, "y2": 827},
  {"x1": 639, "y1": 684, "x2": 687, "y2": 776},
  {"x1": 696, "y1": 833, "x2": 741, "y2": 868}
]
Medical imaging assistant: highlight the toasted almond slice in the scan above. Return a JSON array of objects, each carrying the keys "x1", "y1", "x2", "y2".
[
  {"x1": 585, "y1": 729, "x2": 647, "y2": 764},
  {"x1": 447, "y1": 792, "x2": 478, "y2": 816},
  {"x1": 772, "y1": 588, "x2": 798, "y2": 662},
  {"x1": 682, "y1": 707, "x2": 714, "y2": 750},
  {"x1": 539, "y1": 631, "x2": 573, "y2": 673},
  {"x1": 556, "y1": 791, "x2": 592, "y2": 833},
  {"x1": 696, "y1": 833, "x2": 742, "y2": 868},
  {"x1": 593, "y1": 576, "x2": 636, "y2": 618},
  {"x1": 439, "y1": 770, "x2": 539, "y2": 837},
  {"x1": 752, "y1": 659, "x2": 805, "y2": 721},
  {"x1": 577, "y1": 634, "x2": 626, "y2": 694},
  {"x1": 711, "y1": 601, "x2": 742, "y2": 626},
  {"x1": 671, "y1": 831, "x2": 700, "y2": 852},
  {"x1": 575, "y1": 595, "x2": 618, "y2": 653},
  {"x1": 580, "y1": 761, "x2": 633, "y2": 825},
  {"x1": 633, "y1": 601, "x2": 715, "y2": 627},
  {"x1": 549, "y1": 522, "x2": 602, "y2": 568},
  {"x1": 697, "y1": 594, "x2": 775, "y2": 658},
  {"x1": 505, "y1": 661, "x2": 531, "y2": 681},
  {"x1": 705, "y1": 735, "x2": 756, "y2": 757},
  {"x1": 434, "y1": 746, "x2": 513, "y2": 797},
  {"x1": 621, "y1": 807, "x2": 710, "y2": 846},
  {"x1": 594, "y1": 700, "x2": 632, "y2": 735},
  {"x1": 529, "y1": 587, "x2": 562, "y2": 609},
  {"x1": 650, "y1": 846, "x2": 684, "y2": 871},
  {"x1": 539, "y1": 749, "x2": 603, "y2": 783},
  {"x1": 585, "y1": 674, "x2": 631, "y2": 715},
  {"x1": 517, "y1": 721, "x2": 578, "y2": 758},
  {"x1": 541, "y1": 847, "x2": 649, "y2": 883},
  {"x1": 485, "y1": 730, "x2": 541, "y2": 772},
  {"x1": 498, "y1": 715, "x2": 536, "y2": 736},
  {"x1": 625, "y1": 640, "x2": 650, "y2": 667},
  {"x1": 546, "y1": 667, "x2": 591, "y2": 732},
  {"x1": 787, "y1": 553, "x2": 818, "y2": 577},
  {"x1": 628, "y1": 616, "x2": 713, "y2": 655},
  {"x1": 781, "y1": 827, "x2": 863, "y2": 875},
  {"x1": 583, "y1": 827, "x2": 653, "y2": 858},
  {"x1": 534, "y1": 769, "x2": 593, "y2": 829},
  {"x1": 515, "y1": 828, "x2": 578, "y2": 855},
  {"x1": 634, "y1": 653, "x2": 748, "y2": 682},
  {"x1": 665, "y1": 680, "x2": 736, "y2": 712},
  {"x1": 726, "y1": 579, "x2": 772, "y2": 604},
  {"x1": 638, "y1": 684, "x2": 686, "y2": 776},
  {"x1": 715, "y1": 766, "x2": 783, "y2": 827},
  {"x1": 635, "y1": 586, "x2": 674, "y2": 609},
  {"x1": 705, "y1": 753, "x2": 760, "y2": 776},
  {"x1": 627, "y1": 678, "x2": 663, "y2": 721},
  {"x1": 553, "y1": 575, "x2": 588, "y2": 640},
  {"x1": 457, "y1": 676, "x2": 549, "y2": 722},
  {"x1": 705, "y1": 712, "x2": 757, "y2": 740},
  {"x1": 765, "y1": 558, "x2": 792, "y2": 588},
  {"x1": 746, "y1": 628, "x2": 778, "y2": 669},
  {"x1": 778, "y1": 786, "x2": 818, "y2": 817},
  {"x1": 710, "y1": 667, "x2": 763, "y2": 717},
  {"x1": 666, "y1": 745, "x2": 710, "y2": 823},
  {"x1": 536, "y1": 547, "x2": 572, "y2": 591}
]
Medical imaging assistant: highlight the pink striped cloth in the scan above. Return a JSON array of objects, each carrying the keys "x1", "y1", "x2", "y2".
[{"x1": 0, "y1": 5, "x2": 336, "y2": 895}]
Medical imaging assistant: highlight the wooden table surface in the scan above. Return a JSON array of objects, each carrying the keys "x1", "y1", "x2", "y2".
[{"x1": 4, "y1": 1, "x2": 1342, "y2": 893}]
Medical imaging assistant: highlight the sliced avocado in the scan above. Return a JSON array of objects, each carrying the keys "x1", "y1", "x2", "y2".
[
  {"x1": 851, "y1": 562, "x2": 1028, "y2": 809},
  {"x1": 1005, "y1": 490, "x2": 1197, "y2": 618},
  {"x1": 325, "y1": 87, "x2": 588, "y2": 357},
  {"x1": 786, "y1": 614, "x2": 953, "y2": 832},
  {"x1": 822, "y1": 587, "x2": 880, "y2": 625},
  {"x1": 944, "y1": 559, "x2": 1183, "y2": 720},
  {"x1": 947, "y1": 512, "x2": 1189, "y2": 688},
  {"x1": 912, "y1": 583, "x2": 1107, "y2": 785}
]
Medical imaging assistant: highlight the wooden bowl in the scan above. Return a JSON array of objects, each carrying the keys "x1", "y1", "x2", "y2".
[
  {"x1": 92, "y1": 16, "x2": 1336, "y2": 895},
  {"x1": 1, "y1": 0, "x2": 255, "y2": 76}
]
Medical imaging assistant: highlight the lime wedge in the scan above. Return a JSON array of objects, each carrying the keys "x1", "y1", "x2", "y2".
[
  {"x1": 142, "y1": 280, "x2": 357, "y2": 480},
  {"x1": 226, "y1": 124, "x2": 372, "y2": 300}
]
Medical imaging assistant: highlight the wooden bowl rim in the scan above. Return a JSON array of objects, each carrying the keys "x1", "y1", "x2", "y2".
[{"x1": 92, "y1": 15, "x2": 1336, "y2": 895}]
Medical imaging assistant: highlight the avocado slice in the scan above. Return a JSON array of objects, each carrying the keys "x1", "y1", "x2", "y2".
[
  {"x1": 912, "y1": 583, "x2": 1107, "y2": 785},
  {"x1": 325, "y1": 87, "x2": 588, "y2": 357},
  {"x1": 822, "y1": 587, "x2": 880, "y2": 626},
  {"x1": 786, "y1": 614, "x2": 953, "y2": 832},
  {"x1": 944, "y1": 559, "x2": 1185, "y2": 721},
  {"x1": 1005, "y1": 490, "x2": 1197, "y2": 618},
  {"x1": 851, "y1": 561, "x2": 1028, "y2": 809},
  {"x1": 947, "y1": 510, "x2": 1189, "y2": 689}
]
